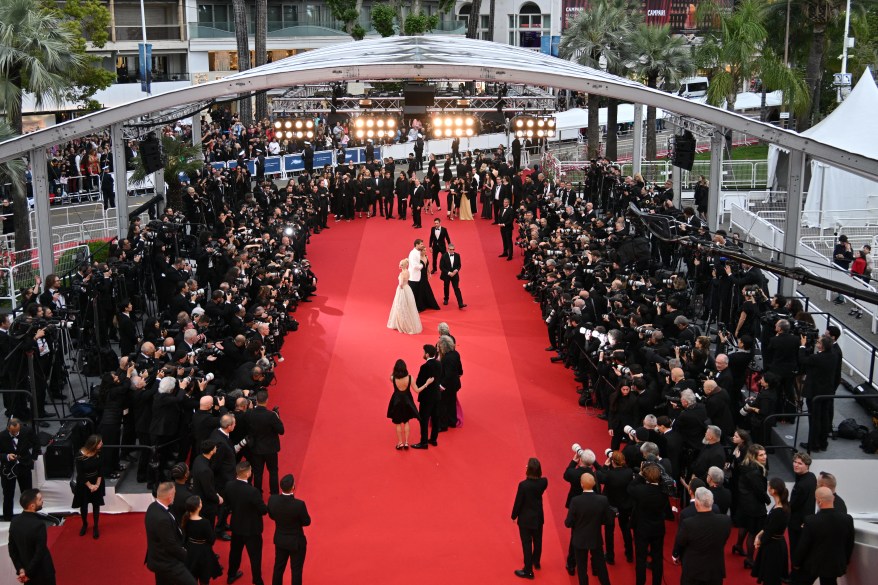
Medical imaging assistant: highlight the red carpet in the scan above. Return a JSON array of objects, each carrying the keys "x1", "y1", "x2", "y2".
[{"x1": 48, "y1": 213, "x2": 754, "y2": 584}]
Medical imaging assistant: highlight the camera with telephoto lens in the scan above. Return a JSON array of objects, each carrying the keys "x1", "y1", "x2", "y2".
[{"x1": 739, "y1": 396, "x2": 757, "y2": 417}]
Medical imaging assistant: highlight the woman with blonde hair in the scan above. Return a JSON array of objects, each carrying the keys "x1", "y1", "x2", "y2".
[{"x1": 387, "y1": 258, "x2": 422, "y2": 334}]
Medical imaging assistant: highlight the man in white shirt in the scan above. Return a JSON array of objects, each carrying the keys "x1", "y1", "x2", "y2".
[{"x1": 408, "y1": 240, "x2": 425, "y2": 310}]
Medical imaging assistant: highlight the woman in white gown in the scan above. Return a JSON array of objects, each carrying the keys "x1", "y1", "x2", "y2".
[{"x1": 387, "y1": 258, "x2": 423, "y2": 335}]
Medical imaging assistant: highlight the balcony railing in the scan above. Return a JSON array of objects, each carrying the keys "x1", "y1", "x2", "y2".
[
  {"x1": 114, "y1": 24, "x2": 184, "y2": 42},
  {"x1": 115, "y1": 72, "x2": 191, "y2": 84},
  {"x1": 189, "y1": 18, "x2": 467, "y2": 39}
]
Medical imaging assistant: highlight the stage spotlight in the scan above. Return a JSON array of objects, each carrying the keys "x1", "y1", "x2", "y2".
[{"x1": 274, "y1": 121, "x2": 282, "y2": 129}]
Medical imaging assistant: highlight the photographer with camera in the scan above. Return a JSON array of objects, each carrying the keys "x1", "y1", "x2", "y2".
[{"x1": 764, "y1": 319, "x2": 802, "y2": 424}]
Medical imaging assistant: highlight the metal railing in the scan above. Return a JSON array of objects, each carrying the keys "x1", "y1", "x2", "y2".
[{"x1": 0, "y1": 243, "x2": 89, "y2": 310}]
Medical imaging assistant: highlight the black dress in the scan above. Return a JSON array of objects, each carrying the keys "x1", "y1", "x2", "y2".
[
  {"x1": 185, "y1": 517, "x2": 223, "y2": 581},
  {"x1": 734, "y1": 462, "x2": 769, "y2": 534},
  {"x1": 751, "y1": 506, "x2": 789, "y2": 585},
  {"x1": 387, "y1": 375, "x2": 419, "y2": 424},
  {"x1": 71, "y1": 452, "x2": 105, "y2": 508},
  {"x1": 416, "y1": 260, "x2": 441, "y2": 311}
]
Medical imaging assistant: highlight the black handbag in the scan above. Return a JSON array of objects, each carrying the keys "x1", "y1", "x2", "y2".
[{"x1": 69, "y1": 478, "x2": 77, "y2": 494}]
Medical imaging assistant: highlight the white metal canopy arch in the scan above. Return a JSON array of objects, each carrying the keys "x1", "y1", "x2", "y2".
[
  {"x1": 1, "y1": 35, "x2": 877, "y2": 179},
  {"x1": 1, "y1": 34, "x2": 874, "y2": 297}
]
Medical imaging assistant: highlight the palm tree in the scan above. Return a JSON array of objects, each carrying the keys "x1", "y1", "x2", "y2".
[
  {"x1": 696, "y1": 0, "x2": 809, "y2": 124},
  {"x1": 604, "y1": 1, "x2": 643, "y2": 160},
  {"x1": 254, "y1": 0, "x2": 267, "y2": 121},
  {"x1": 798, "y1": 0, "x2": 845, "y2": 130},
  {"x1": 231, "y1": 0, "x2": 252, "y2": 122},
  {"x1": 466, "y1": 0, "x2": 483, "y2": 39},
  {"x1": 0, "y1": 0, "x2": 84, "y2": 251},
  {"x1": 560, "y1": 1, "x2": 637, "y2": 159},
  {"x1": 624, "y1": 24, "x2": 694, "y2": 160},
  {"x1": 128, "y1": 134, "x2": 204, "y2": 211}
]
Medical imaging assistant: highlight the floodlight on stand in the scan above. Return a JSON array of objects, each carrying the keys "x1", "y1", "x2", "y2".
[
  {"x1": 359, "y1": 99, "x2": 373, "y2": 108},
  {"x1": 456, "y1": 99, "x2": 471, "y2": 107}
]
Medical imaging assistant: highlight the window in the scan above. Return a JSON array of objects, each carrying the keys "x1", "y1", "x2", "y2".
[
  {"x1": 457, "y1": 3, "x2": 491, "y2": 40},
  {"x1": 508, "y1": 3, "x2": 549, "y2": 49}
]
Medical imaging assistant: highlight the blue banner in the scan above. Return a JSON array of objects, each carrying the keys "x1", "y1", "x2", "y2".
[{"x1": 139, "y1": 43, "x2": 152, "y2": 94}]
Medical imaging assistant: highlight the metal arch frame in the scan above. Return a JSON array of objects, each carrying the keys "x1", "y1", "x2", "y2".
[{"x1": 1, "y1": 35, "x2": 877, "y2": 179}]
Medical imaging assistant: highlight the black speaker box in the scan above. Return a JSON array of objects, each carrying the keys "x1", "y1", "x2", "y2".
[
  {"x1": 672, "y1": 131, "x2": 696, "y2": 171},
  {"x1": 852, "y1": 382, "x2": 878, "y2": 418},
  {"x1": 44, "y1": 421, "x2": 86, "y2": 479},
  {"x1": 403, "y1": 83, "x2": 436, "y2": 107},
  {"x1": 139, "y1": 137, "x2": 164, "y2": 174}
]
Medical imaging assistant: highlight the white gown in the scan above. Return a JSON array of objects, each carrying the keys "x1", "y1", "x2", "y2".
[{"x1": 387, "y1": 271, "x2": 423, "y2": 334}]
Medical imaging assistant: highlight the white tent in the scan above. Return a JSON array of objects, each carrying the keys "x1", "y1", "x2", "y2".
[
  {"x1": 767, "y1": 71, "x2": 878, "y2": 228},
  {"x1": 553, "y1": 105, "x2": 668, "y2": 140}
]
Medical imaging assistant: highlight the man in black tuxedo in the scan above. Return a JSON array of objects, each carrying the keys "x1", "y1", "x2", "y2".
[
  {"x1": 799, "y1": 335, "x2": 839, "y2": 452},
  {"x1": 210, "y1": 415, "x2": 238, "y2": 538},
  {"x1": 672, "y1": 487, "x2": 732, "y2": 585},
  {"x1": 117, "y1": 300, "x2": 139, "y2": 357},
  {"x1": 628, "y1": 463, "x2": 670, "y2": 585},
  {"x1": 564, "y1": 474, "x2": 613, "y2": 585},
  {"x1": 792, "y1": 487, "x2": 855, "y2": 585},
  {"x1": 437, "y1": 335, "x2": 463, "y2": 431},
  {"x1": 226, "y1": 461, "x2": 269, "y2": 585},
  {"x1": 268, "y1": 474, "x2": 311, "y2": 585},
  {"x1": 411, "y1": 344, "x2": 443, "y2": 450},
  {"x1": 788, "y1": 452, "x2": 817, "y2": 564},
  {"x1": 191, "y1": 440, "x2": 223, "y2": 530},
  {"x1": 0, "y1": 419, "x2": 40, "y2": 521},
  {"x1": 8, "y1": 489, "x2": 55, "y2": 585},
  {"x1": 428, "y1": 218, "x2": 451, "y2": 272},
  {"x1": 498, "y1": 198, "x2": 515, "y2": 260},
  {"x1": 439, "y1": 244, "x2": 466, "y2": 309},
  {"x1": 765, "y1": 319, "x2": 801, "y2": 422},
  {"x1": 410, "y1": 177, "x2": 425, "y2": 229},
  {"x1": 247, "y1": 390, "x2": 285, "y2": 495},
  {"x1": 145, "y1": 482, "x2": 196, "y2": 585}
]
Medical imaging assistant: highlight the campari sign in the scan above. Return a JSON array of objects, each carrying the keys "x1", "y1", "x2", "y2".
[
  {"x1": 644, "y1": 0, "x2": 671, "y2": 26},
  {"x1": 561, "y1": 0, "x2": 589, "y2": 31}
]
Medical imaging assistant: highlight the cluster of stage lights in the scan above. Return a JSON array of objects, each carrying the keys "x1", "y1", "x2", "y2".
[
  {"x1": 273, "y1": 118, "x2": 315, "y2": 140},
  {"x1": 352, "y1": 115, "x2": 398, "y2": 140},
  {"x1": 511, "y1": 115, "x2": 556, "y2": 139},
  {"x1": 431, "y1": 114, "x2": 478, "y2": 138}
]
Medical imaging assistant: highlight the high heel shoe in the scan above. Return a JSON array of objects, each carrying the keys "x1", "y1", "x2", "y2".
[
  {"x1": 403, "y1": 443, "x2": 409, "y2": 450},
  {"x1": 395, "y1": 443, "x2": 404, "y2": 450},
  {"x1": 732, "y1": 545, "x2": 746, "y2": 556},
  {"x1": 93, "y1": 526, "x2": 100, "y2": 539},
  {"x1": 79, "y1": 524, "x2": 88, "y2": 537}
]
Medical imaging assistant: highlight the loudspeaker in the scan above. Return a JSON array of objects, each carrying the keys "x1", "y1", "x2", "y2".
[
  {"x1": 139, "y1": 136, "x2": 164, "y2": 174},
  {"x1": 672, "y1": 131, "x2": 696, "y2": 171},
  {"x1": 403, "y1": 83, "x2": 436, "y2": 107},
  {"x1": 852, "y1": 382, "x2": 878, "y2": 417},
  {"x1": 44, "y1": 421, "x2": 86, "y2": 479}
]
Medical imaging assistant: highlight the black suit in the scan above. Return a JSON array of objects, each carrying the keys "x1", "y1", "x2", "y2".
[
  {"x1": 800, "y1": 348, "x2": 839, "y2": 450},
  {"x1": 247, "y1": 406, "x2": 285, "y2": 494},
  {"x1": 117, "y1": 312, "x2": 138, "y2": 356},
  {"x1": 225, "y1": 478, "x2": 269, "y2": 585},
  {"x1": 565, "y1": 491, "x2": 613, "y2": 585},
  {"x1": 439, "y1": 252, "x2": 464, "y2": 308},
  {"x1": 9, "y1": 511, "x2": 55, "y2": 585},
  {"x1": 208, "y1": 429, "x2": 236, "y2": 493},
  {"x1": 628, "y1": 477, "x2": 670, "y2": 585},
  {"x1": 268, "y1": 493, "x2": 311, "y2": 585},
  {"x1": 429, "y1": 226, "x2": 451, "y2": 269},
  {"x1": 438, "y1": 348, "x2": 463, "y2": 430},
  {"x1": 145, "y1": 501, "x2": 195, "y2": 585},
  {"x1": 0, "y1": 426, "x2": 40, "y2": 520},
  {"x1": 415, "y1": 357, "x2": 443, "y2": 445},
  {"x1": 511, "y1": 477, "x2": 548, "y2": 574},
  {"x1": 498, "y1": 205, "x2": 515, "y2": 258},
  {"x1": 191, "y1": 454, "x2": 220, "y2": 528},
  {"x1": 690, "y1": 442, "x2": 726, "y2": 482},
  {"x1": 792, "y1": 509, "x2": 855, "y2": 585},
  {"x1": 673, "y1": 511, "x2": 732, "y2": 585},
  {"x1": 410, "y1": 185, "x2": 425, "y2": 228}
]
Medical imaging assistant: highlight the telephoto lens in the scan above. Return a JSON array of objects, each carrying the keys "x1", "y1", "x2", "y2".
[
  {"x1": 572, "y1": 443, "x2": 584, "y2": 458},
  {"x1": 605, "y1": 448, "x2": 613, "y2": 458}
]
